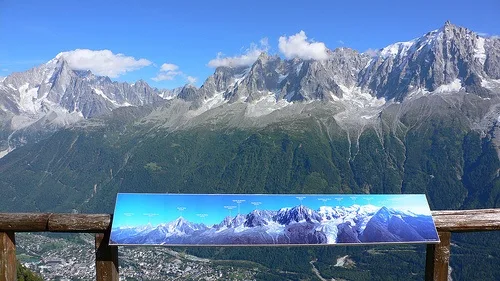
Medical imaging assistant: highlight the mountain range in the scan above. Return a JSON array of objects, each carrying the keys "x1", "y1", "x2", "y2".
[
  {"x1": 0, "y1": 21, "x2": 499, "y2": 215},
  {"x1": 110, "y1": 204, "x2": 438, "y2": 245},
  {"x1": 2, "y1": 21, "x2": 500, "y2": 156}
]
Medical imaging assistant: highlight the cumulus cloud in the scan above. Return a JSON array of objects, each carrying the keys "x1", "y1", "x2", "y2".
[
  {"x1": 160, "y1": 63, "x2": 179, "y2": 72},
  {"x1": 152, "y1": 62, "x2": 182, "y2": 81},
  {"x1": 186, "y1": 76, "x2": 197, "y2": 84},
  {"x1": 57, "y1": 49, "x2": 151, "y2": 78},
  {"x1": 152, "y1": 62, "x2": 197, "y2": 84},
  {"x1": 152, "y1": 72, "x2": 181, "y2": 81},
  {"x1": 278, "y1": 31, "x2": 330, "y2": 60},
  {"x1": 207, "y1": 38, "x2": 269, "y2": 68}
]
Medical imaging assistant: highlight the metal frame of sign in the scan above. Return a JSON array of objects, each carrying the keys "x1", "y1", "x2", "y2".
[{"x1": 110, "y1": 193, "x2": 440, "y2": 246}]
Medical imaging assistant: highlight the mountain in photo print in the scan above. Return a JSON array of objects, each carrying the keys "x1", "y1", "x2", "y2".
[{"x1": 110, "y1": 194, "x2": 439, "y2": 246}]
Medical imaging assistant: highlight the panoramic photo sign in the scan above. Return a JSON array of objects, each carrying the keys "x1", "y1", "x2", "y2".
[{"x1": 110, "y1": 193, "x2": 439, "y2": 246}]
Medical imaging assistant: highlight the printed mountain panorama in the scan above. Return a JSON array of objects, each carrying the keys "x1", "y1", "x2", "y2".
[
  {"x1": 1, "y1": 21, "x2": 500, "y2": 279},
  {"x1": 111, "y1": 204, "x2": 439, "y2": 246}
]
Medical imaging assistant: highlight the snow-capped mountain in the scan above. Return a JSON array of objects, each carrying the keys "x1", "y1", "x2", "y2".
[
  {"x1": 274, "y1": 205, "x2": 322, "y2": 224},
  {"x1": 1, "y1": 21, "x2": 500, "y2": 158},
  {"x1": 359, "y1": 20, "x2": 500, "y2": 100},
  {"x1": 111, "y1": 204, "x2": 438, "y2": 245},
  {"x1": 0, "y1": 55, "x2": 165, "y2": 156},
  {"x1": 0, "y1": 54, "x2": 163, "y2": 121},
  {"x1": 179, "y1": 21, "x2": 500, "y2": 106}
]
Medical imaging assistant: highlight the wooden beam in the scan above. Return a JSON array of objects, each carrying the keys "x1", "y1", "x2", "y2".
[
  {"x1": 48, "y1": 214, "x2": 111, "y2": 233},
  {"x1": 0, "y1": 232, "x2": 16, "y2": 281},
  {"x1": 432, "y1": 209, "x2": 500, "y2": 232},
  {"x1": 0, "y1": 213, "x2": 50, "y2": 232},
  {"x1": 425, "y1": 231, "x2": 451, "y2": 281},
  {"x1": 95, "y1": 231, "x2": 119, "y2": 281},
  {"x1": 0, "y1": 213, "x2": 111, "y2": 233}
]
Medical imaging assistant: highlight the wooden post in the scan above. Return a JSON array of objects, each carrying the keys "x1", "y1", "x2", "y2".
[
  {"x1": 0, "y1": 232, "x2": 16, "y2": 281},
  {"x1": 425, "y1": 231, "x2": 451, "y2": 281},
  {"x1": 95, "y1": 231, "x2": 119, "y2": 281}
]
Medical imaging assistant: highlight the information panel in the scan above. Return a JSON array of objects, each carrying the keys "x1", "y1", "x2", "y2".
[{"x1": 110, "y1": 193, "x2": 439, "y2": 246}]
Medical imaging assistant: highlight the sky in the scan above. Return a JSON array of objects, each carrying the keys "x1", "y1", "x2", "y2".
[
  {"x1": 1, "y1": 0, "x2": 499, "y2": 89},
  {"x1": 111, "y1": 193, "x2": 432, "y2": 227}
]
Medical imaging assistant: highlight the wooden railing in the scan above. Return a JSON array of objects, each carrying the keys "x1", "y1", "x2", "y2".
[{"x1": 1, "y1": 209, "x2": 500, "y2": 281}]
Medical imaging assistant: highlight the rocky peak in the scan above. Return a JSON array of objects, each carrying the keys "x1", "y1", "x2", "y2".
[
  {"x1": 358, "y1": 22, "x2": 495, "y2": 100},
  {"x1": 274, "y1": 205, "x2": 322, "y2": 224},
  {"x1": 177, "y1": 84, "x2": 199, "y2": 102}
]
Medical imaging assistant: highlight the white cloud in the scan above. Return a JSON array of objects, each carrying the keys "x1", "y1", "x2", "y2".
[
  {"x1": 152, "y1": 62, "x2": 182, "y2": 81},
  {"x1": 160, "y1": 63, "x2": 179, "y2": 72},
  {"x1": 208, "y1": 38, "x2": 269, "y2": 68},
  {"x1": 152, "y1": 72, "x2": 181, "y2": 81},
  {"x1": 1, "y1": 68, "x2": 8, "y2": 72},
  {"x1": 152, "y1": 62, "x2": 196, "y2": 84},
  {"x1": 278, "y1": 31, "x2": 330, "y2": 60},
  {"x1": 57, "y1": 49, "x2": 152, "y2": 78}
]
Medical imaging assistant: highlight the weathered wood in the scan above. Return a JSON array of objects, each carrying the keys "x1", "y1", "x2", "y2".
[
  {"x1": 96, "y1": 231, "x2": 119, "y2": 281},
  {"x1": 432, "y1": 208, "x2": 500, "y2": 232},
  {"x1": 0, "y1": 213, "x2": 51, "y2": 232},
  {"x1": 425, "y1": 231, "x2": 451, "y2": 281},
  {"x1": 0, "y1": 232, "x2": 16, "y2": 281},
  {"x1": 48, "y1": 213, "x2": 110, "y2": 233},
  {"x1": 0, "y1": 213, "x2": 111, "y2": 232}
]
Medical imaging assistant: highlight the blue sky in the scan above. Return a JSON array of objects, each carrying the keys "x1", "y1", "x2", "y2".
[
  {"x1": 112, "y1": 193, "x2": 432, "y2": 227},
  {"x1": 1, "y1": 0, "x2": 499, "y2": 89}
]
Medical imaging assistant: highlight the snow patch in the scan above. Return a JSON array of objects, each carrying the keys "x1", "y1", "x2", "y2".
[
  {"x1": 295, "y1": 62, "x2": 303, "y2": 74},
  {"x1": 18, "y1": 83, "x2": 42, "y2": 114},
  {"x1": 433, "y1": 79, "x2": 462, "y2": 94},
  {"x1": 93, "y1": 88, "x2": 131, "y2": 107},
  {"x1": 416, "y1": 29, "x2": 443, "y2": 52},
  {"x1": 278, "y1": 73, "x2": 288, "y2": 83},
  {"x1": 245, "y1": 93, "x2": 291, "y2": 117},
  {"x1": 338, "y1": 85, "x2": 386, "y2": 108},
  {"x1": 481, "y1": 79, "x2": 500, "y2": 89},
  {"x1": 188, "y1": 92, "x2": 227, "y2": 117},
  {"x1": 232, "y1": 70, "x2": 248, "y2": 86},
  {"x1": 93, "y1": 88, "x2": 119, "y2": 107},
  {"x1": 380, "y1": 41, "x2": 415, "y2": 58},
  {"x1": 474, "y1": 37, "x2": 486, "y2": 65}
]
